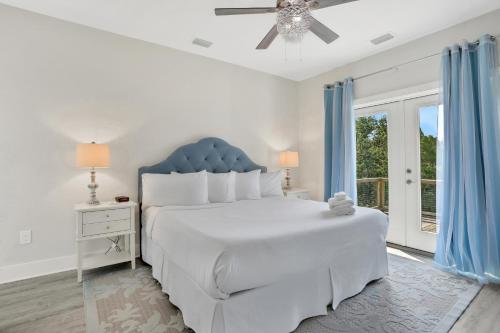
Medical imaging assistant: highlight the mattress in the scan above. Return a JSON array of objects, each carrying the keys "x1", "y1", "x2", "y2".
[{"x1": 143, "y1": 197, "x2": 389, "y2": 301}]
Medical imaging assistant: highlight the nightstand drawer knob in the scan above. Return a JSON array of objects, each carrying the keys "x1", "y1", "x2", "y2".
[
  {"x1": 106, "y1": 214, "x2": 110, "y2": 218},
  {"x1": 106, "y1": 226, "x2": 110, "y2": 230}
]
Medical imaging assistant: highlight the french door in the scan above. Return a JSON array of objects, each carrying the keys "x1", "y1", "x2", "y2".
[{"x1": 355, "y1": 94, "x2": 440, "y2": 253}]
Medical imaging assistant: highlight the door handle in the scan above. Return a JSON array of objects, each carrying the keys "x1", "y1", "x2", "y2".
[{"x1": 406, "y1": 179, "x2": 413, "y2": 184}]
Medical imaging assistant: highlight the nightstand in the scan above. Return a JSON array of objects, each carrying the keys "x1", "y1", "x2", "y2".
[
  {"x1": 74, "y1": 201, "x2": 137, "y2": 282},
  {"x1": 283, "y1": 188, "x2": 310, "y2": 200}
]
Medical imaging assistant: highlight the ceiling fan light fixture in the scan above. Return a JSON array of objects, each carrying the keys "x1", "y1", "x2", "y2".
[
  {"x1": 192, "y1": 38, "x2": 213, "y2": 48},
  {"x1": 276, "y1": 0, "x2": 312, "y2": 42},
  {"x1": 214, "y1": 0, "x2": 354, "y2": 49}
]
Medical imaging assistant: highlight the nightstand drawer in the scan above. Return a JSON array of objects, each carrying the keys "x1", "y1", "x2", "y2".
[
  {"x1": 83, "y1": 208, "x2": 130, "y2": 224},
  {"x1": 285, "y1": 191, "x2": 310, "y2": 200},
  {"x1": 82, "y1": 219, "x2": 130, "y2": 236},
  {"x1": 296, "y1": 192, "x2": 310, "y2": 199}
]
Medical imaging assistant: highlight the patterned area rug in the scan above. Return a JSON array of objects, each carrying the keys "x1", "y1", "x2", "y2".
[
  {"x1": 84, "y1": 252, "x2": 480, "y2": 333},
  {"x1": 84, "y1": 267, "x2": 190, "y2": 333}
]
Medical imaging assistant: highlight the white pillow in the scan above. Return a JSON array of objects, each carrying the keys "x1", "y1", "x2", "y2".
[
  {"x1": 235, "y1": 169, "x2": 262, "y2": 200},
  {"x1": 141, "y1": 171, "x2": 208, "y2": 208},
  {"x1": 260, "y1": 170, "x2": 284, "y2": 197},
  {"x1": 207, "y1": 172, "x2": 236, "y2": 203}
]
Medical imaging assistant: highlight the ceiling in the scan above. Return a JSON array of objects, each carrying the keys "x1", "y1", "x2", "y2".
[{"x1": 2, "y1": 0, "x2": 499, "y2": 81}]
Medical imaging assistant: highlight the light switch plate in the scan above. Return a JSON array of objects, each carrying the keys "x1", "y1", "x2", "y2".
[{"x1": 19, "y1": 230, "x2": 31, "y2": 244}]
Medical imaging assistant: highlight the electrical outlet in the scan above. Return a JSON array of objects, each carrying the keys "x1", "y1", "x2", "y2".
[{"x1": 19, "y1": 230, "x2": 31, "y2": 244}]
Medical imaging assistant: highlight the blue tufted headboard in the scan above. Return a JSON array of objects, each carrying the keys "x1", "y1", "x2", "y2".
[{"x1": 138, "y1": 137, "x2": 267, "y2": 203}]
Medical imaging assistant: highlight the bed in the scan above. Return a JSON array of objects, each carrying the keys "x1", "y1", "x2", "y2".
[{"x1": 139, "y1": 137, "x2": 389, "y2": 333}]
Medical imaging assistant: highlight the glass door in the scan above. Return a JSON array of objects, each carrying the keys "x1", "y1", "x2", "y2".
[
  {"x1": 356, "y1": 102, "x2": 406, "y2": 246},
  {"x1": 356, "y1": 94, "x2": 440, "y2": 253},
  {"x1": 404, "y1": 95, "x2": 440, "y2": 253}
]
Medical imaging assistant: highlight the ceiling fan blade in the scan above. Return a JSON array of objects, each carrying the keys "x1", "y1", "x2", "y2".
[
  {"x1": 309, "y1": 17, "x2": 339, "y2": 44},
  {"x1": 314, "y1": 0, "x2": 359, "y2": 10},
  {"x1": 214, "y1": 7, "x2": 277, "y2": 16},
  {"x1": 256, "y1": 25, "x2": 279, "y2": 50}
]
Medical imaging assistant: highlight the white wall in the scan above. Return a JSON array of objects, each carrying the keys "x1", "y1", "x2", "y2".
[
  {"x1": 298, "y1": 9, "x2": 500, "y2": 200},
  {"x1": 0, "y1": 4, "x2": 299, "y2": 280}
]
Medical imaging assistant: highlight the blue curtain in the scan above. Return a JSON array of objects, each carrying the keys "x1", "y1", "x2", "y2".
[
  {"x1": 435, "y1": 35, "x2": 500, "y2": 284},
  {"x1": 324, "y1": 78, "x2": 357, "y2": 202}
]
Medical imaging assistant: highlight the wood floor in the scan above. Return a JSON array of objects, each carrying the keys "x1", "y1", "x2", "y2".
[
  {"x1": 0, "y1": 270, "x2": 85, "y2": 333},
  {"x1": 450, "y1": 283, "x2": 500, "y2": 333},
  {"x1": 0, "y1": 262, "x2": 499, "y2": 333}
]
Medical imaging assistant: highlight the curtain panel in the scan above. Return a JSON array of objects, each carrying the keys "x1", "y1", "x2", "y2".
[
  {"x1": 435, "y1": 35, "x2": 500, "y2": 284},
  {"x1": 324, "y1": 78, "x2": 357, "y2": 202}
]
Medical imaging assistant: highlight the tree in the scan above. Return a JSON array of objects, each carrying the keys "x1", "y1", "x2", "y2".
[
  {"x1": 355, "y1": 115, "x2": 389, "y2": 208},
  {"x1": 355, "y1": 116, "x2": 436, "y2": 180},
  {"x1": 420, "y1": 129, "x2": 437, "y2": 179},
  {"x1": 356, "y1": 115, "x2": 388, "y2": 179},
  {"x1": 355, "y1": 115, "x2": 437, "y2": 212}
]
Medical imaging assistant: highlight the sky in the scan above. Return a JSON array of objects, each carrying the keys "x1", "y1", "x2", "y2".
[
  {"x1": 359, "y1": 105, "x2": 439, "y2": 137},
  {"x1": 419, "y1": 105, "x2": 439, "y2": 137}
]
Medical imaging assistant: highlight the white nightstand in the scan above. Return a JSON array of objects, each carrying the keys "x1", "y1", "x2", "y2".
[
  {"x1": 74, "y1": 201, "x2": 137, "y2": 282},
  {"x1": 283, "y1": 188, "x2": 310, "y2": 200}
]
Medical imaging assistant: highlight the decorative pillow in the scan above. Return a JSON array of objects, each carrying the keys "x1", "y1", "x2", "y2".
[
  {"x1": 207, "y1": 172, "x2": 236, "y2": 203},
  {"x1": 260, "y1": 170, "x2": 284, "y2": 197},
  {"x1": 142, "y1": 171, "x2": 208, "y2": 208},
  {"x1": 235, "y1": 169, "x2": 262, "y2": 200}
]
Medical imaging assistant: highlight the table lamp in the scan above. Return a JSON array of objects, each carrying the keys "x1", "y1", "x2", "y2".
[
  {"x1": 279, "y1": 151, "x2": 299, "y2": 190},
  {"x1": 76, "y1": 142, "x2": 110, "y2": 205}
]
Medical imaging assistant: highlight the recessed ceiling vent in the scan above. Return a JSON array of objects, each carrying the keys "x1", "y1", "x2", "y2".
[
  {"x1": 370, "y1": 33, "x2": 394, "y2": 45},
  {"x1": 192, "y1": 38, "x2": 213, "y2": 48}
]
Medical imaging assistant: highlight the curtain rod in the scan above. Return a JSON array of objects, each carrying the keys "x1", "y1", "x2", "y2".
[{"x1": 324, "y1": 34, "x2": 499, "y2": 88}]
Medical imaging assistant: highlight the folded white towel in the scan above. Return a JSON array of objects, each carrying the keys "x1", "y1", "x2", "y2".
[
  {"x1": 331, "y1": 206, "x2": 356, "y2": 216},
  {"x1": 328, "y1": 196, "x2": 353, "y2": 208},
  {"x1": 329, "y1": 199, "x2": 354, "y2": 208},
  {"x1": 333, "y1": 192, "x2": 347, "y2": 200},
  {"x1": 330, "y1": 194, "x2": 352, "y2": 202}
]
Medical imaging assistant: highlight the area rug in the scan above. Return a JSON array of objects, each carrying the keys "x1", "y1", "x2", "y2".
[{"x1": 84, "y1": 252, "x2": 480, "y2": 333}]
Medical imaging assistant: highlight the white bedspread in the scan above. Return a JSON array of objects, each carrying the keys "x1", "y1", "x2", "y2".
[{"x1": 144, "y1": 197, "x2": 388, "y2": 301}]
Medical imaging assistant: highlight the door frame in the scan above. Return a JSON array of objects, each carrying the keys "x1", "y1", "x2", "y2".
[{"x1": 353, "y1": 83, "x2": 439, "y2": 110}]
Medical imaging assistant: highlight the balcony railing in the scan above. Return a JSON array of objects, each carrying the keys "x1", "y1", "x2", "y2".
[{"x1": 356, "y1": 177, "x2": 437, "y2": 233}]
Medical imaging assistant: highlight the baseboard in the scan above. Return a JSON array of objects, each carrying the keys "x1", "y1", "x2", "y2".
[
  {"x1": 0, "y1": 254, "x2": 76, "y2": 284},
  {"x1": 0, "y1": 243, "x2": 141, "y2": 284},
  {"x1": 387, "y1": 242, "x2": 434, "y2": 258}
]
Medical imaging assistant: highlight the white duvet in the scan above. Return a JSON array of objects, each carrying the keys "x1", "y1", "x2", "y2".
[{"x1": 144, "y1": 197, "x2": 388, "y2": 300}]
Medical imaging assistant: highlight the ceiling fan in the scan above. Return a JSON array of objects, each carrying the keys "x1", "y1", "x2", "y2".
[{"x1": 214, "y1": 0, "x2": 359, "y2": 49}]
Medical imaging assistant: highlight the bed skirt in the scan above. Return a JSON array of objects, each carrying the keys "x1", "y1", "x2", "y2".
[{"x1": 143, "y1": 232, "x2": 388, "y2": 333}]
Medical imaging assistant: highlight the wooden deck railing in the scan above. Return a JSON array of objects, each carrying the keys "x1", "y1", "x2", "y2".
[
  {"x1": 356, "y1": 177, "x2": 387, "y2": 210},
  {"x1": 356, "y1": 177, "x2": 437, "y2": 216}
]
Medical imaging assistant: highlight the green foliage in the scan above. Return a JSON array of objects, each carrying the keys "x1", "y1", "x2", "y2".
[
  {"x1": 355, "y1": 115, "x2": 437, "y2": 180},
  {"x1": 420, "y1": 129, "x2": 437, "y2": 179},
  {"x1": 356, "y1": 115, "x2": 388, "y2": 178},
  {"x1": 355, "y1": 115, "x2": 437, "y2": 212}
]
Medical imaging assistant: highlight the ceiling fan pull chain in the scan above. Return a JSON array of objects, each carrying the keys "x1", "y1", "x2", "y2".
[
  {"x1": 284, "y1": 39, "x2": 288, "y2": 62},
  {"x1": 299, "y1": 38, "x2": 303, "y2": 62}
]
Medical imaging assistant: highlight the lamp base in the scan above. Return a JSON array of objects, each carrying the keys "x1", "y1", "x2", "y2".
[
  {"x1": 283, "y1": 168, "x2": 292, "y2": 190},
  {"x1": 87, "y1": 197, "x2": 100, "y2": 205},
  {"x1": 87, "y1": 169, "x2": 100, "y2": 205}
]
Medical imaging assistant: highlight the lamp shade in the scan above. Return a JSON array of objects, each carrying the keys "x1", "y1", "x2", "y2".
[
  {"x1": 279, "y1": 151, "x2": 299, "y2": 168},
  {"x1": 76, "y1": 142, "x2": 110, "y2": 168}
]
